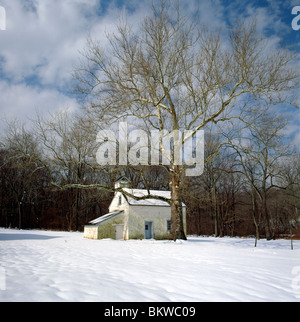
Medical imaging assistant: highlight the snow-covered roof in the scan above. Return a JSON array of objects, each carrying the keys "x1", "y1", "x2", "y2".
[
  {"x1": 121, "y1": 188, "x2": 186, "y2": 207},
  {"x1": 87, "y1": 211, "x2": 124, "y2": 226}
]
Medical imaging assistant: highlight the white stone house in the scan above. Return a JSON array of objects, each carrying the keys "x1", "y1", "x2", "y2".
[{"x1": 84, "y1": 179, "x2": 186, "y2": 240}]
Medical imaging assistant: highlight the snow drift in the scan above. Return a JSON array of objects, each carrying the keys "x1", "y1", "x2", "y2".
[{"x1": 0, "y1": 228, "x2": 299, "y2": 302}]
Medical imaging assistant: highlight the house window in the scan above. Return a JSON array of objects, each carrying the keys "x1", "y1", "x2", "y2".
[
  {"x1": 167, "y1": 220, "x2": 171, "y2": 232},
  {"x1": 118, "y1": 196, "x2": 122, "y2": 206}
]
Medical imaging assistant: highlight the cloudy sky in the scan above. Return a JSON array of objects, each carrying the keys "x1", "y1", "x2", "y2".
[{"x1": 0, "y1": 0, "x2": 299, "y2": 145}]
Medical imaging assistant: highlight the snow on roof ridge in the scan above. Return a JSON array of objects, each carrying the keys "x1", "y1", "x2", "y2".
[
  {"x1": 120, "y1": 188, "x2": 186, "y2": 207},
  {"x1": 122, "y1": 188, "x2": 170, "y2": 195},
  {"x1": 88, "y1": 210, "x2": 124, "y2": 225}
]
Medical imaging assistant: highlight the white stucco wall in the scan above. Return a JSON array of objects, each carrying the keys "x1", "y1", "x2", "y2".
[
  {"x1": 105, "y1": 191, "x2": 187, "y2": 240},
  {"x1": 83, "y1": 213, "x2": 126, "y2": 240},
  {"x1": 108, "y1": 192, "x2": 129, "y2": 239},
  {"x1": 83, "y1": 225, "x2": 99, "y2": 239},
  {"x1": 129, "y1": 205, "x2": 186, "y2": 238},
  {"x1": 109, "y1": 192, "x2": 128, "y2": 212},
  {"x1": 127, "y1": 205, "x2": 170, "y2": 239}
]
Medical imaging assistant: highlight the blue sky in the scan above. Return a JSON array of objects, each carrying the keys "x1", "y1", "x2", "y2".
[{"x1": 0, "y1": 0, "x2": 299, "y2": 145}]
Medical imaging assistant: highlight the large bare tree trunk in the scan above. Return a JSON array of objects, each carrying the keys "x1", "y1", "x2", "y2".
[
  {"x1": 169, "y1": 166, "x2": 186, "y2": 241},
  {"x1": 262, "y1": 194, "x2": 273, "y2": 240}
]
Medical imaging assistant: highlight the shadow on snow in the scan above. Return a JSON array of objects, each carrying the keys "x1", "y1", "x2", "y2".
[{"x1": 0, "y1": 232, "x2": 61, "y2": 241}]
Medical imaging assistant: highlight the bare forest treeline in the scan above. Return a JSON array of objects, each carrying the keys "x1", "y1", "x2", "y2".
[{"x1": 0, "y1": 115, "x2": 299, "y2": 240}]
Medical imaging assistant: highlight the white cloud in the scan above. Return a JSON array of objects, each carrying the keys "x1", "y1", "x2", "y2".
[
  {"x1": 0, "y1": 0, "x2": 152, "y2": 89},
  {"x1": 0, "y1": 0, "x2": 102, "y2": 128},
  {"x1": 0, "y1": 0, "x2": 100, "y2": 85},
  {"x1": 0, "y1": 0, "x2": 298, "y2": 146},
  {"x1": 0, "y1": 81, "x2": 79, "y2": 127}
]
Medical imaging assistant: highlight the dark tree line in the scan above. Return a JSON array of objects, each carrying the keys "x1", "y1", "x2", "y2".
[
  {"x1": 183, "y1": 152, "x2": 300, "y2": 241},
  {"x1": 0, "y1": 147, "x2": 111, "y2": 231},
  {"x1": 0, "y1": 117, "x2": 299, "y2": 241}
]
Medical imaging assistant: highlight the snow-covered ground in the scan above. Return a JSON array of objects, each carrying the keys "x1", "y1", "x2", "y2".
[{"x1": 0, "y1": 228, "x2": 299, "y2": 302}]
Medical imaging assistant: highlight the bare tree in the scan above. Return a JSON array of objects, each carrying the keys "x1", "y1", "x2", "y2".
[
  {"x1": 227, "y1": 105, "x2": 295, "y2": 241},
  {"x1": 71, "y1": 1, "x2": 298, "y2": 240},
  {"x1": 278, "y1": 155, "x2": 300, "y2": 248},
  {"x1": 34, "y1": 110, "x2": 104, "y2": 230},
  {"x1": 2, "y1": 120, "x2": 46, "y2": 229}
]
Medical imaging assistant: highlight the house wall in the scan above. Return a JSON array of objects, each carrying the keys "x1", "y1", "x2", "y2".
[
  {"x1": 109, "y1": 192, "x2": 128, "y2": 213},
  {"x1": 128, "y1": 205, "x2": 171, "y2": 239},
  {"x1": 83, "y1": 225, "x2": 99, "y2": 239},
  {"x1": 109, "y1": 192, "x2": 129, "y2": 239},
  {"x1": 98, "y1": 216, "x2": 125, "y2": 239},
  {"x1": 106, "y1": 191, "x2": 187, "y2": 240},
  {"x1": 128, "y1": 206, "x2": 187, "y2": 239},
  {"x1": 83, "y1": 212, "x2": 126, "y2": 240}
]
